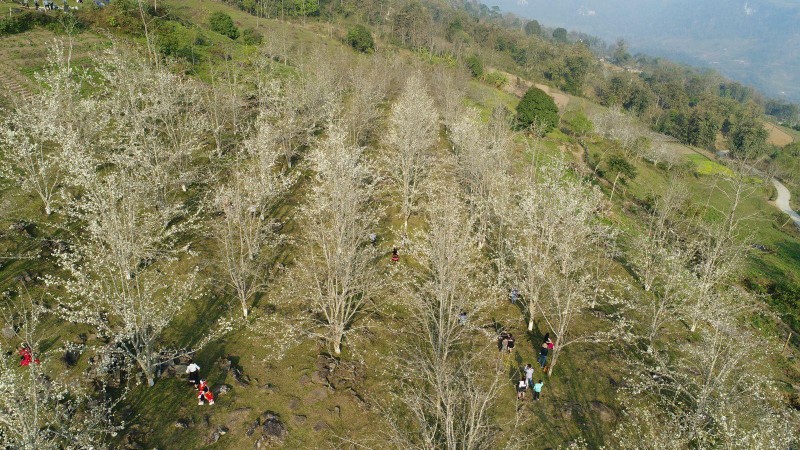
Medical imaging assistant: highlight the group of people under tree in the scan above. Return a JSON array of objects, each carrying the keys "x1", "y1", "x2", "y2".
[
  {"x1": 186, "y1": 360, "x2": 213, "y2": 406},
  {"x1": 499, "y1": 317, "x2": 555, "y2": 402}
]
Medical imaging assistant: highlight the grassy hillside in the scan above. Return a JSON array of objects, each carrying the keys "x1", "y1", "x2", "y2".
[{"x1": 0, "y1": 1, "x2": 798, "y2": 449}]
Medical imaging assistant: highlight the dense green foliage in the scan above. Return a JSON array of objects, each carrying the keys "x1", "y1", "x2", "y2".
[
  {"x1": 465, "y1": 54, "x2": 483, "y2": 78},
  {"x1": 241, "y1": 27, "x2": 263, "y2": 45},
  {"x1": 209, "y1": 11, "x2": 239, "y2": 39},
  {"x1": 595, "y1": 59, "x2": 780, "y2": 154},
  {"x1": 0, "y1": 11, "x2": 55, "y2": 36},
  {"x1": 345, "y1": 25, "x2": 374, "y2": 53},
  {"x1": 524, "y1": 19, "x2": 541, "y2": 36},
  {"x1": 552, "y1": 27, "x2": 568, "y2": 43},
  {"x1": 483, "y1": 71, "x2": 507, "y2": 88},
  {"x1": 606, "y1": 155, "x2": 637, "y2": 182},
  {"x1": 516, "y1": 86, "x2": 559, "y2": 132}
]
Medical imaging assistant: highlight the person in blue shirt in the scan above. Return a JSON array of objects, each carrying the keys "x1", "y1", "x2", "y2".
[{"x1": 532, "y1": 380, "x2": 544, "y2": 401}]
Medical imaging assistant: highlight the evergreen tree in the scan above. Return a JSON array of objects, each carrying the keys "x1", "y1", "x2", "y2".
[
  {"x1": 552, "y1": 27, "x2": 568, "y2": 43},
  {"x1": 346, "y1": 25, "x2": 375, "y2": 53},
  {"x1": 209, "y1": 12, "x2": 239, "y2": 39},
  {"x1": 515, "y1": 86, "x2": 559, "y2": 133},
  {"x1": 524, "y1": 19, "x2": 541, "y2": 36}
]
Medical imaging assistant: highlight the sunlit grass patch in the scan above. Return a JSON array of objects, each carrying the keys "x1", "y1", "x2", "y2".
[{"x1": 687, "y1": 153, "x2": 734, "y2": 177}]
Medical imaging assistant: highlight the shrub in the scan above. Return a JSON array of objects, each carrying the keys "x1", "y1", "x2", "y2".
[
  {"x1": 209, "y1": 11, "x2": 239, "y2": 40},
  {"x1": 524, "y1": 20, "x2": 541, "y2": 36},
  {"x1": 241, "y1": 28, "x2": 263, "y2": 45},
  {"x1": 156, "y1": 22, "x2": 196, "y2": 60},
  {"x1": 606, "y1": 155, "x2": 637, "y2": 183},
  {"x1": 0, "y1": 12, "x2": 54, "y2": 36},
  {"x1": 346, "y1": 25, "x2": 374, "y2": 53},
  {"x1": 465, "y1": 55, "x2": 483, "y2": 78},
  {"x1": 483, "y1": 71, "x2": 508, "y2": 88},
  {"x1": 515, "y1": 86, "x2": 559, "y2": 133},
  {"x1": 552, "y1": 27, "x2": 568, "y2": 43}
]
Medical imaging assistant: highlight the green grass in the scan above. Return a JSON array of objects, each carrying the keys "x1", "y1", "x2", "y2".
[
  {"x1": 686, "y1": 153, "x2": 734, "y2": 176},
  {"x1": 1, "y1": 1, "x2": 799, "y2": 448},
  {"x1": 466, "y1": 79, "x2": 520, "y2": 119}
]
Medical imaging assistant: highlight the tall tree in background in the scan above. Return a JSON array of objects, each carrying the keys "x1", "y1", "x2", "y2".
[
  {"x1": 211, "y1": 117, "x2": 293, "y2": 318},
  {"x1": 343, "y1": 57, "x2": 389, "y2": 146},
  {"x1": 509, "y1": 161, "x2": 615, "y2": 375},
  {"x1": 524, "y1": 19, "x2": 541, "y2": 36},
  {"x1": 0, "y1": 43, "x2": 91, "y2": 216},
  {"x1": 449, "y1": 107, "x2": 513, "y2": 249},
  {"x1": 385, "y1": 74, "x2": 439, "y2": 235},
  {"x1": 8, "y1": 44, "x2": 204, "y2": 388},
  {"x1": 298, "y1": 124, "x2": 381, "y2": 355},
  {"x1": 552, "y1": 27, "x2": 568, "y2": 43},
  {"x1": 386, "y1": 187, "x2": 502, "y2": 450},
  {"x1": 611, "y1": 39, "x2": 632, "y2": 66}
]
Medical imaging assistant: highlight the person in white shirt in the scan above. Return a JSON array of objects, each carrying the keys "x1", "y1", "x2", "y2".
[
  {"x1": 186, "y1": 361, "x2": 201, "y2": 386},
  {"x1": 516, "y1": 379, "x2": 527, "y2": 400},
  {"x1": 525, "y1": 364, "x2": 534, "y2": 388}
]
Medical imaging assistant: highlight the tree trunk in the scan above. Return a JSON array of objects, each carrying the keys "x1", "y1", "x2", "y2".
[
  {"x1": 527, "y1": 301, "x2": 535, "y2": 331},
  {"x1": 137, "y1": 356, "x2": 156, "y2": 387},
  {"x1": 610, "y1": 172, "x2": 620, "y2": 202},
  {"x1": 547, "y1": 351, "x2": 557, "y2": 376},
  {"x1": 333, "y1": 336, "x2": 342, "y2": 355}
]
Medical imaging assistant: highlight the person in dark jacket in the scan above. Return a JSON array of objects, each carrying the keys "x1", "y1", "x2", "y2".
[{"x1": 538, "y1": 343, "x2": 548, "y2": 368}]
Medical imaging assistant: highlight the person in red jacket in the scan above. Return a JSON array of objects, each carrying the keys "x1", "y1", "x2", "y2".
[
  {"x1": 203, "y1": 389, "x2": 215, "y2": 405},
  {"x1": 197, "y1": 380, "x2": 214, "y2": 405},
  {"x1": 18, "y1": 345, "x2": 39, "y2": 367},
  {"x1": 391, "y1": 247, "x2": 400, "y2": 262}
]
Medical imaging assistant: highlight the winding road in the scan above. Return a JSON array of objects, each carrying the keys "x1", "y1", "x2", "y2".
[{"x1": 772, "y1": 178, "x2": 800, "y2": 229}]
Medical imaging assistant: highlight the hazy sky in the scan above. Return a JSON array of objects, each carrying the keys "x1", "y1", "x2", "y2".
[{"x1": 482, "y1": 0, "x2": 800, "y2": 101}]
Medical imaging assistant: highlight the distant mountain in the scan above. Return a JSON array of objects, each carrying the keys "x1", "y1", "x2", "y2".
[{"x1": 482, "y1": 0, "x2": 800, "y2": 102}]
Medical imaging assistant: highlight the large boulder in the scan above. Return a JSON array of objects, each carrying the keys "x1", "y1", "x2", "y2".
[{"x1": 247, "y1": 411, "x2": 287, "y2": 448}]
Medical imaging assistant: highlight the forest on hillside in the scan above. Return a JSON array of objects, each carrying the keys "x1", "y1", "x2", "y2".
[{"x1": 0, "y1": 0, "x2": 799, "y2": 448}]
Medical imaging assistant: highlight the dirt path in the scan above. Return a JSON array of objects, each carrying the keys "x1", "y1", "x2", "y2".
[
  {"x1": 489, "y1": 68, "x2": 572, "y2": 110},
  {"x1": 772, "y1": 178, "x2": 800, "y2": 229}
]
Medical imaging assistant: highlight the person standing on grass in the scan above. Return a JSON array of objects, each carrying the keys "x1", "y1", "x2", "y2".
[
  {"x1": 18, "y1": 344, "x2": 40, "y2": 367},
  {"x1": 391, "y1": 247, "x2": 399, "y2": 262},
  {"x1": 510, "y1": 287, "x2": 519, "y2": 304},
  {"x1": 532, "y1": 380, "x2": 544, "y2": 401},
  {"x1": 197, "y1": 380, "x2": 214, "y2": 405},
  {"x1": 538, "y1": 343, "x2": 548, "y2": 368},
  {"x1": 524, "y1": 364, "x2": 534, "y2": 388},
  {"x1": 498, "y1": 332, "x2": 510, "y2": 352},
  {"x1": 517, "y1": 379, "x2": 527, "y2": 400},
  {"x1": 506, "y1": 333, "x2": 515, "y2": 353},
  {"x1": 186, "y1": 360, "x2": 201, "y2": 387}
]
